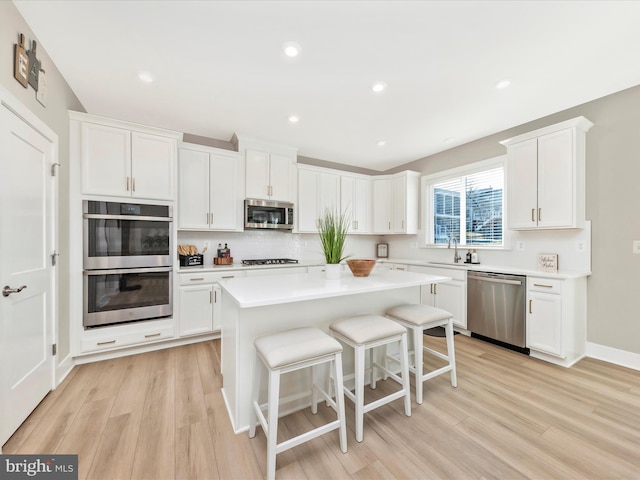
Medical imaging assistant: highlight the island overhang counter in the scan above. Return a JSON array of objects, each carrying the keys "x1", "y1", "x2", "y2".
[{"x1": 219, "y1": 269, "x2": 450, "y2": 433}]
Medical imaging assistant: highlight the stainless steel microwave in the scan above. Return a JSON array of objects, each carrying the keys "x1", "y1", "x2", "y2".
[{"x1": 244, "y1": 199, "x2": 294, "y2": 231}]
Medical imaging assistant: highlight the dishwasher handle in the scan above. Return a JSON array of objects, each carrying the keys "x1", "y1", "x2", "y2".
[{"x1": 467, "y1": 273, "x2": 523, "y2": 286}]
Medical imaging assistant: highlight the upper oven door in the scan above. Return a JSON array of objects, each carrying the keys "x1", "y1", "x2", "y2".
[
  {"x1": 244, "y1": 199, "x2": 294, "y2": 230},
  {"x1": 83, "y1": 201, "x2": 173, "y2": 269}
]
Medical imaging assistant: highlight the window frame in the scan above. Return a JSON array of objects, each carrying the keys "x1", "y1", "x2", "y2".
[{"x1": 420, "y1": 155, "x2": 508, "y2": 249}]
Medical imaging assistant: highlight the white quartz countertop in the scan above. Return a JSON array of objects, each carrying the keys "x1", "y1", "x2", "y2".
[{"x1": 220, "y1": 270, "x2": 450, "y2": 308}]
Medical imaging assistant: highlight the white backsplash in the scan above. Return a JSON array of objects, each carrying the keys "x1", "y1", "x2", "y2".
[
  {"x1": 177, "y1": 230, "x2": 379, "y2": 266},
  {"x1": 381, "y1": 221, "x2": 592, "y2": 274}
]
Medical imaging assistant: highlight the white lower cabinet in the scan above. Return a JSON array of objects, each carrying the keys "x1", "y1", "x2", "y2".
[
  {"x1": 178, "y1": 270, "x2": 245, "y2": 336},
  {"x1": 527, "y1": 278, "x2": 563, "y2": 356},
  {"x1": 526, "y1": 276, "x2": 586, "y2": 367},
  {"x1": 179, "y1": 283, "x2": 221, "y2": 336},
  {"x1": 407, "y1": 265, "x2": 467, "y2": 329}
]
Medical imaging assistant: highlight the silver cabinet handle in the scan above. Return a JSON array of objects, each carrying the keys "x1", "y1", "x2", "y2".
[{"x1": 3, "y1": 285, "x2": 27, "y2": 297}]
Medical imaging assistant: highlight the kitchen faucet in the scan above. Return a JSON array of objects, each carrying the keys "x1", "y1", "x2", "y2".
[{"x1": 448, "y1": 236, "x2": 461, "y2": 263}]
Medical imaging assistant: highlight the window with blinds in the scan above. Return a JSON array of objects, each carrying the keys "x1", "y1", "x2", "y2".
[{"x1": 425, "y1": 160, "x2": 504, "y2": 246}]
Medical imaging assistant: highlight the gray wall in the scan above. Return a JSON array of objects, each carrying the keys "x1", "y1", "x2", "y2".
[
  {"x1": 1, "y1": 2, "x2": 85, "y2": 365},
  {"x1": 388, "y1": 85, "x2": 640, "y2": 356}
]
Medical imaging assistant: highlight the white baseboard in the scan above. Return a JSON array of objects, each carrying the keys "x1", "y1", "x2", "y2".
[
  {"x1": 55, "y1": 353, "x2": 74, "y2": 388},
  {"x1": 586, "y1": 342, "x2": 640, "y2": 371}
]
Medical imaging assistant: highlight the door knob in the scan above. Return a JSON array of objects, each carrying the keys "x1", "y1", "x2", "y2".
[{"x1": 3, "y1": 285, "x2": 27, "y2": 297}]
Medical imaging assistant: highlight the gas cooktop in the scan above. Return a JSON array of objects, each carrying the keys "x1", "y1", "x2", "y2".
[{"x1": 241, "y1": 258, "x2": 299, "y2": 266}]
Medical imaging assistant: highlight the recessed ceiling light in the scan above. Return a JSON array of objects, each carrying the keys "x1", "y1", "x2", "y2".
[
  {"x1": 138, "y1": 72, "x2": 154, "y2": 83},
  {"x1": 495, "y1": 79, "x2": 511, "y2": 89},
  {"x1": 372, "y1": 81, "x2": 387, "y2": 93},
  {"x1": 288, "y1": 115, "x2": 300, "y2": 124},
  {"x1": 377, "y1": 140, "x2": 386, "y2": 147},
  {"x1": 282, "y1": 41, "x2": 301, "y2": 58},
  {"x1": 443, "y1": 137, "x2": 455, "y2": 144}
]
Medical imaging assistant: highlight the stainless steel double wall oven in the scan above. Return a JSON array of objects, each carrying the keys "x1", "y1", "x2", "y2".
[{"x1": 83, "y1": 201, "x2": 173, "y2": 328}]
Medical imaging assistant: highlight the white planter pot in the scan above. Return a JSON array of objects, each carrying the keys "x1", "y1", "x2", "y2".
[{"x1": 325, "y1": 263, "x2": 342, "y2": 280}]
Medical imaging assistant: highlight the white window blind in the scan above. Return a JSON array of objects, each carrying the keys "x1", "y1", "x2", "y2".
[{"x1": 428, "y1": 164, "x2": 504, "y2": 246}]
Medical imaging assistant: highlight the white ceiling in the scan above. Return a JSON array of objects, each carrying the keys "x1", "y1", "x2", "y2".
[{"x1": 13, "y1": 0, "x2": 640, "y2": 171}]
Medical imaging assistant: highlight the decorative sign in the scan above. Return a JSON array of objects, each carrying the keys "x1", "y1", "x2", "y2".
[
  {"x1": 36, "y1": 69, "x2": 47, "y2": 107},
  {"x1": 14, "y1": 33, "x2": 29, "y2": 88},
  {"x1": 377, "y1": 243, "x2": 389, "y2": 258},
  {"x1": 27, "y1": 40, "x2": 41, "y2": 91},
  {"x1": 537, "y1": 253, "x2": 558, "y2": 272}
]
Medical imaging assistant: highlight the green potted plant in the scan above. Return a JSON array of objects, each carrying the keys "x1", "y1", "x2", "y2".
[{"x1": 317, "y1": 208, "x2": 350, "y2": 279}]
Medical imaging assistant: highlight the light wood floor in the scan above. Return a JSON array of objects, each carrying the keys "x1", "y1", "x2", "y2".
[{"x1": 4, "y1": 334, "x2": 640, "y2": 479}]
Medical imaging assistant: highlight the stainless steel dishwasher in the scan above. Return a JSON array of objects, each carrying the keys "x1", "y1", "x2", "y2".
[{"x1": 467, "y1": 271, "x2": 528, "y2": 354}]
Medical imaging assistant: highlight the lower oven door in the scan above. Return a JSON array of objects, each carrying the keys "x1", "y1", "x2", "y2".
[{"x1": 84, "y1": 267, "x2": 173, "y2": 328}]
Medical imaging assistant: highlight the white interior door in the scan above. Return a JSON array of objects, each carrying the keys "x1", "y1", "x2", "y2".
[{"x1": 0, "y1": 103, "x2": 55, "y2": 447}]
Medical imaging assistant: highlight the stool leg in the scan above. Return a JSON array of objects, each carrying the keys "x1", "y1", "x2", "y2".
[
  {"x1": 399, "y1": 332, "x2": 412, "y2": 417},
  {"x1": 354, "y1": 344, "x2": 366, "y2": 442},
  {"x1": 249, "y1": 354, "x2": 261, "y2": 438},
  {"x1": 333, "y1": 353, "x2": 348, "y2": 453},
  {"x1": 266, "y1": 369, "x2": 280, "y2": 480},
  {"x1": 370, "y1": 346, "x2": 377, "y2": 389},
  {"x1": 445, "y1": 319, "x2": 458, "y2": 387},
  {"x1": 311, "y1": 364, "x2": 318, "y2": 414},
  {"x1": 413, "y1": 325, "x2": 425, "y2": 405}
]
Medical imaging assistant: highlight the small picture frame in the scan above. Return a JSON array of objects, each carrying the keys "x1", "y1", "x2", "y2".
[
  {"x1": 14, "y1": 34, "x2": 29, "y2": 88},
  {"x1": 537, "y1": 253, "x2": 558, "y2": 272},
  {"x1": 377, "y1": 243, "x2": 388, "y2": 258}
]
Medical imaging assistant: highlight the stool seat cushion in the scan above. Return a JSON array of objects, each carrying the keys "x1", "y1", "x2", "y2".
[
  {"x1": 386, "y1": 304, "x2": 452, "y2": 326},
  {"x1": 330, "y1": 314, "x2": 406, "y2": 345},
  {"x1": 254, "y1": 327, "x2": 342, "y2": 369}
]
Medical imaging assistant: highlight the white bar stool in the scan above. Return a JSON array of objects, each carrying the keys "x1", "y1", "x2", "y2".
[
  {"x1": 385, "y1": 304, "x2": 457, "y2": 405},
  {"x1": 249, "y1": 327, "x2": 347, "y2": 480},
  {"x1": 329, "y1": 314, "x2": 411, "y2": 442}
]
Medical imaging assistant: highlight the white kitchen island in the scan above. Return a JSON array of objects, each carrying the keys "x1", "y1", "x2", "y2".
[{"x1": 219, "y1": 268, "x2": 450, "y2": 433}]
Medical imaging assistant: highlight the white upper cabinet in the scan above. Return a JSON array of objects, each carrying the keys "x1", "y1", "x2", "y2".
[
  {"x1": 340, "y1": 174, "x2": 371, "y2": 234},
  {"x1": 501, "y1": 116, "x2": 592, "y2": 230},
  {"x1": 372, "y1": 171, "x2": 420, "y2": 234},
  {"x1": 131, "y1": 132, "x2": 177, "y2": 200},
  {"x1": 234, "y1": 136, "x2": 298, "y2": 202},
  {"x1": 297, "y1": 165, "x2": 340, "y2": 233},
  {"x1": 73, "y1": 112, "x2": 181, "y2": 201},
  {"x1": 178, "y1": 143, "x2": 243, "y2": 231}
]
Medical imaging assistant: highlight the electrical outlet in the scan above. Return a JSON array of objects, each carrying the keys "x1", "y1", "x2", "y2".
[
  {"x1": 576, "y1": 240, "x2": 586, "y2": 252},
  {"x1": 203, "y1": 241, "x2": 210, "y2": 249},
  {"x1": 633, "y1": 240, "x2": 640, "y2": 254},
  {"x1": 516, "y1": 241, "x2": 525, "y2": 251}
]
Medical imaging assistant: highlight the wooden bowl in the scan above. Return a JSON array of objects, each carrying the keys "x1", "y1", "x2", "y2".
[{"x1": 347, "y1": 259, "x2": 376, "y2": 277}]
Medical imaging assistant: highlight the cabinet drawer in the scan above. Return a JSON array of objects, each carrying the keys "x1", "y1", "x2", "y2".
[
  {"x1": 81, "y1": 325, "x2": 175, "y2": 353},
  {"x1": 528, "y1": 277, "x2": 562, "y2": 294},
  {"x1": 179, "y1": 270, "x2": 244, "y2": 285}
]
